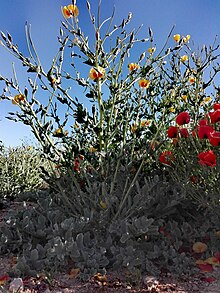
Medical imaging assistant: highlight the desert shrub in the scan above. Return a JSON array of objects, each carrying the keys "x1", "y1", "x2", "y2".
[
  {"x1": 0, "y1": 0, "x2": 220, "y2": 279},
  {"x1": 0, "y1": 142, "x2": 51, "y2": 199}
]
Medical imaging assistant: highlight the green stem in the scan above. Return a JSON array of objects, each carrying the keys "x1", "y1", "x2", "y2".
[
  {"x1": 112, "y1": 125, "x2": 162, "y2": 221},
  {"x1": 97, "y1": 78, "x2": 104, "y2": 151}
]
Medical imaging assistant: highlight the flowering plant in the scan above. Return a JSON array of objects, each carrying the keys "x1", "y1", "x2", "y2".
[
  {"x1": 0, "y1": 1, "x2": 220, "y2": 216},
  {"x1": 160, "y1": 103, "x2": 220, "y2": 209}
]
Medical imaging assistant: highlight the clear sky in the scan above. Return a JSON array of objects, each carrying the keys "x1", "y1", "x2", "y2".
[{"x1": 1, "y1": 0, "x2": 220, "y2": 147}]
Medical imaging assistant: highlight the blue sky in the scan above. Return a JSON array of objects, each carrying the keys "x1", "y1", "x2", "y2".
[{"x1": 1, "y1": 0, "x2": 220, "y2": 147}]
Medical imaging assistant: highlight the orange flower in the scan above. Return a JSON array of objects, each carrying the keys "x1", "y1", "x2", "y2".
[
  {"x1": 192, "y1": 242, "x2": 208, "y2": 253},
  {"x1": 181, "y1": 95, "x2": 187, "y2": 102},
  {"x1": 147, "y1": 47, "x2": 156, "y2": 54},
  {"x1": 140, "y1": 120, "x2": 151, "y2": 127},
  {"x1": 89, "y1": 66, "x2": 105, "y2": 80},
  {"x1": 128, "y1": 63, "x2": 139, "y2": 71},
  {"x1": 138, "y1": 79, "x2": 150, "y2": 88},
  {"x1": 203, "y1": 96, "x2": 212, "y2": 104},
  {"x1": 131, "y1": 123, "x2": 138, "y2": 133},
  {"x1": 183, "y1": 34, "x2": 191, "y2": 43},
  {"x1": 53, "y1": 128, "x2": 68, "y2": 138},
  {"x1": 173, "y1": 34, "x2": 181, "y2": 42},
  {"x1": 12, "y1": 94, "x2": 25, "y2": 105},
  {"x1": 189, "y1": 76, "x2": 195, "y2": 84},
  {"x1": 180, "y1": 55, "x2": 188, "y2": 63},
  {"x1": 62, "y1": 5, "x2": 79, "y2": 18}
]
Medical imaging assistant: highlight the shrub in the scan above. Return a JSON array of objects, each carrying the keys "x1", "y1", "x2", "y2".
[
  {"x1": 0, "y1": 142, "x2": 50, "y2": 199},
  {"x1": 0, "y1": 0, "x2": 220, "y2": 279}
]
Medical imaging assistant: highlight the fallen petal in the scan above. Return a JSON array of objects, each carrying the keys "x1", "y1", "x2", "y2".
[
  {"x1": 202, "y1": 277, "x2": 216, "y2": 283},
  {"x1": 192, "y1": 242, "x2": 208, "y2": 253},
  {"x1": 205, "y1": 257, "x2": 220, "y2": 266},
  {"x1": 197, "y1": 263, "x2": 213, "y2": 273}
]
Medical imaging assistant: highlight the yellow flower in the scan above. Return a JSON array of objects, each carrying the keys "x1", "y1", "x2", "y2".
[
  {"x1": 62, "y1": 4, "x2": 79, "y2": 18},
  {"x1": 203, "y1": 96, "x2": 212, "y2": 103},
  {"x1": 89, "y1": 66, "x2": 105, "y2": 80},
  {"x1": 51, "y1": 77, "x2": 57, "y2": 84},
  {"x1": 183, "y1": 34, "x2": 191, "y2": 43},
  {"x1": 74, "y1": 122, "x2": 79, "y2": 129},
  {"x1": 180, "y1": 55, "x2": 188, "y2": 63},
  {"x1": 147, "y1": 47, "x2": 156, "y2": 54},
  {"x1": 173, "y1": 34, "x2": 181, "y2": 42},
  {"x1": 181, "y1": 95, "x2": 187, "y2": 102},
  {"x1": 88, "y1": 146, "x2": 97, "y2": 153},
  {"x1": 140, "y1": 120, "x2": 151, "y2": 127},
  {"x1": 53, "y1": 128, "x2": 68, "y2": 138},
  {"x1": 138, "y1": 79, "x2": 150, "y2": 88},
  {"x1": 131, "y1": 123, "x2": 138, "y2": 133},
  {"x1": 128, "y1": 63, "x2": 139, "y2": 71},
  {"x1": 100, "y1": 201, "x2": 107, "y2": 209},
  {"x1": 169, "y1": 106, "x2": 175, "y2": 113},
  {"x1": 189, "y1": 76, "x2": 195, "y2": 84},
  {"x1": 192, "y1": 242, "x2": 208, "y2": 253},
  {"x1": 12, "y1": 94, "x2": 26, "y2": 105}
]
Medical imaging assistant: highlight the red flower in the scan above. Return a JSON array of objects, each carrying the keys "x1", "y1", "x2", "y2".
[
  {"x1": 209, "y1": 131, "x2": 220, "y2": 146},
  {"x1": 213, "y1": 103, "x2": 220, "y2": 111},
  {"x1": 190, "y1": 175, "x2": 197, "y2": 184},
  {"x1": 0, "y1": 275, "x2": 10, "y2": 285},
  {"x1": 198, "y1": 150, "x2": 216, "y2": 167},
  {"x1": 167, "y1": 126, "x2": 178, "y2": 138},
  {"x1": 176, "y1": 112, "x2": 190, "y2": 125},
  {"x1": 198, "y1": 125, "x2": 214, "y2": 139},
  {"x1": 209, "y1": 110, "x2": 220, "y2": 124},
  {"x1": 159, "y1": 151, "x2": 174, "y2": 165},
  {"x1": 180, "y1": 128, "x2": 189, "y2": 138},
  {"x1": 199, "y1": 119, "x2": 208, "y2": 126},
  {"x1": 74, "y1": 158, "x2": 80, "y2": 172}
]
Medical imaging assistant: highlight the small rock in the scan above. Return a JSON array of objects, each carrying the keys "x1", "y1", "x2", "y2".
[
  {"x1": 9, "y1": 278, "x2": 23, "y2": 292},
  {"x1": 43, "y1": 289, "x2": 51, "y2": 293},
  {"x1": 143, "y1": 275, "x2": 159, "y2": 286}
]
